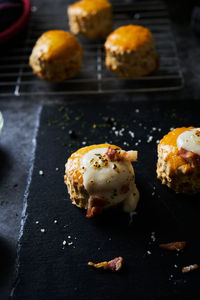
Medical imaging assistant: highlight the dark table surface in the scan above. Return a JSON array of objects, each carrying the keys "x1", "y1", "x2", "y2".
[
  {"x1": 12, "y1": 100, "x2": 200, "y2": 300},
  {"x1": 0, "y1": 0, "x2": 200, "y2": 299}
]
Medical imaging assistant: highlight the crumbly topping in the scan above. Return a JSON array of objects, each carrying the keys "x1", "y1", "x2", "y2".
[
  {"x1": 89, "y1": 154, "x2": 109, "y2": 169},
  {"x1": 195, "y1": 130, "x2": 200, "y2": 138},
  {"x1": 88, "y1": 257, "x2": 123, "y2": 272},
  {"x1": 159, "y1": 241, "x2": 187, "y2": 251},
  {"x1": 182, "y1": 264, "x2": 199, "y2": 273}
]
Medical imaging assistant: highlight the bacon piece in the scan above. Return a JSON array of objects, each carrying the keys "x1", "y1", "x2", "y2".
[
  {"x1": 86, "y1": 196, "x2": 108, "y2": 218},
  {"x1": 177, "y1": 148, "x2": 200, "y2": 167},
  {"x1": 105, "y1": 146, "x2": 117, "y2": 161},
  {"x1": 182, "y1": 264, "x2": 199, "y2": 273},
  {"x1": 105, "y1": 146, "x2": 138, "y2": 162},
  {"x1": 196, "y1": 130, "x2": 200, "y2": 137},
  {"x1": 88, "y1": 257, "x2": 123, "y2": 271},
  {"x1": 107, "y1": 257, "x2": 123, "y2": 271},
  {"x1": 119, "y1": 150, "x2": 138, "y2": 162},
  {"x1": 159, "y1": 241, "x2": 187, "y2": 251},
  {"x1": 86, "y1": 207, "x2": 103, "y2": 218},
  {"x1": 89, "y1": 196, "x2": 108, "y2": 208},
  {"x1": 120, "y1": 183, "x2": 130, "y2": 194}
]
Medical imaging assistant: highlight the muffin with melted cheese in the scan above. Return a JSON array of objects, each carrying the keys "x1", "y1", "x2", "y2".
[
  {"x1": 64, "y1": 144, "x2": 139, "y2": 217},
  {"x1": 68, "y1": 0, "x2": 113, "y2": 39},
  {"x1": 157, "y1": 127, "x2": 200, "y2": 194},
  {"x1": 104, "y1": 25, "x2": 159, "y2": 78},
  {"x1": 29, "y1": 30, "x2": 83, "y2": 82}
]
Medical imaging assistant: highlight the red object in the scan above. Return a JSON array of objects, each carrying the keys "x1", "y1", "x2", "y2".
[
  {"x1": 0, "y1": 0, "x2": 31, "y2": 43},
  {"x1": 105, "y1": 146, "x2": 117, "y2": 161},
  {"x1": 177, "y1": 147, "x2": 200, "y2": 167}
]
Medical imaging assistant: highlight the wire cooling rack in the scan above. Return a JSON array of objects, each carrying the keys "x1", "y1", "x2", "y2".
[{"x1": 0, "y1": 0, "x2": 184, "y2": 96}]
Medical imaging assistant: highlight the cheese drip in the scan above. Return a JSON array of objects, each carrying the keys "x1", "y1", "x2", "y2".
[
  {"x1": 177, "y1": 128, "x2": 200, "y2": 156},
  {"x1": 81, "y1": 148, "x2": 139, "y2": 212}
]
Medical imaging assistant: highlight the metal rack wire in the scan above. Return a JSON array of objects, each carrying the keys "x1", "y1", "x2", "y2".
[{"x1": 0, "y1": 0, "x2": 184, "y2": 96}]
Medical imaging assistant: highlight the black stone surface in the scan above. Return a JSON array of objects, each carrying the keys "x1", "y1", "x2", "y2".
[
  {"x1": 11, "y1": 100, "x2": 200, "y2": 300},
  {"x1": 0, "y1": 101, "x2": 40, "y2": 299},
  {"x1": 0, "y1": 0, "x2": 200, "y2": 298}
]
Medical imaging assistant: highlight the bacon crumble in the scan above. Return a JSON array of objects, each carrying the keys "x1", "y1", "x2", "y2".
[
  {"x1": 105, "y1": 146, "x2": 118, "y2": 161},
  {"x1": 89, "y1": 196, "x2": 108, "y2": 207},
  {"x1": 121, "y1": 150, "x2": 138, "y2": 162},
  {"x1": 86, "y1": 207, "x2": 103, "y2": 218},
  {"x1": 195, "y1": 130, "x2": 200, "y2": 137},
  {"x1": 159, "y1": 241, "x2": 187, "y2": 251},
  {"x1": 86, "y1": 196, "x2": 108, "y2": 218},
  {"x1": 182, "y1": 264, "x2": 199, "y2": 273},
  {"x1": 88, "y1": 257, "x2": 123, "y2": 271},
  {"x1": 105, "y1": 146, "x2": 137, "y2": 162},
  {"x1": 177, "y1": 148, "x2": 200, "y2": 167}
]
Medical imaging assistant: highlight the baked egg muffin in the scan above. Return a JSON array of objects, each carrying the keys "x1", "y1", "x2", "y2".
[
  {"x1": 29, "y1": 30, "x2": 83, "y2": 82},
  {"x1": 157, "y1": 127, "x2": 200, "y2": 194},
  {"x1": 104, "y1": 24, "x2": 159, "y2": 78},
  {"x1": 68, "y1": 0, "x2": 113, "y2": 39},
  {"x1": 64, "y1": 144, "x2": 139, "y2": 217}
]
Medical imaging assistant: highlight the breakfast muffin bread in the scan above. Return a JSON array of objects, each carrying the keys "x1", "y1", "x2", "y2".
[
  {"x1": 29, "y1": 30, "x2": 83, "y2": 82},
  {"x1": 157, "y1": 127, "x2": 200, "y2": 194},
  {"x1": 68, "y1": 0, "x2": 113, "y2": 39},
  {"x1": 104, "y1": 25, "x2": 159, "y2": 78},
  {"x1": 64, "y1": 144, "x2": 139, "y2": 217}
]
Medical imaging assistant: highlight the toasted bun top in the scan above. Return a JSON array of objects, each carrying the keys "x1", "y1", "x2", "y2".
[
  {"x1": 31, "y1": 30, "x2": 83, "y2": 61},
  {"x1": 158, "y1": 127, "x2": 195, "y2": 170},
  {"x1": 68, "y1": 0, "x2": 111, "y2": 14},
  {"x1": 105, "y1": 25, "x2": 154, "y2": 53}
]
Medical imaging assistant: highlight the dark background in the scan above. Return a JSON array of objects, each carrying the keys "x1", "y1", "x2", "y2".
[
  {"x1": 12, "y1": 100, "x2": 200, "y2": 299},
  {"x1": 0, "y1": 0, "x2": 200, "y2": 299}
]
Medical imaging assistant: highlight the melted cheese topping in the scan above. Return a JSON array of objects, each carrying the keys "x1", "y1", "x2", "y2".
[
  {"x1": 158, "y1": 127, "x2": 194, "y2": 172},
  {"x1": 177, "y1": 128, "x2": 200, "y2": 156},
  {"x1": 81, "y1": 148, "x2": 139, "y2": 212},
  {"x1": 104, "y1": 25, "x2": 153, "y2": 52},
  {"x1": 32, "y1": 30, "x2": 83, "y2": 61},
  {"x1": 69, "y1": 0, "x2": 111, "y2": 14},
  {"x1": 66, "y1": 144, "x2": 117, "y2": 185}
]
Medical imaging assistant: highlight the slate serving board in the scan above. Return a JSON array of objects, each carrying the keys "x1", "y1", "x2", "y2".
[{"x1": 12, "y1": 100, "x2": 200, "y2": 300}]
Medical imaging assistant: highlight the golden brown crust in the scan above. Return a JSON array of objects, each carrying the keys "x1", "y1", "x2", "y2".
[
  {"x1": 29, "y1": 30, "x2": 83, "y2": 82},
  {"x1": 104, "y1": 25, "x2": 158, "y2": 78},
  {"x1": 64, "y1": 176, "x2": 89, "y2": 209},
  {"x1": 156, "y1": 127, "x2": 200, "y2": 194},
  {"x1": 104, "y1": 25, "x2": 154, "y2": 53},
  {"x1": 31, "y1": 30, "x2": 82, "y2": 61},
  {"x1": 158, "y1": 127, "x2": 194, "y2": 171},
  {"x1": 68, "y1": 0, "x2": 113, "y2": 39},
  {"x1": 68, "y1": 0, "x2": 111, "y2": 14}
]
